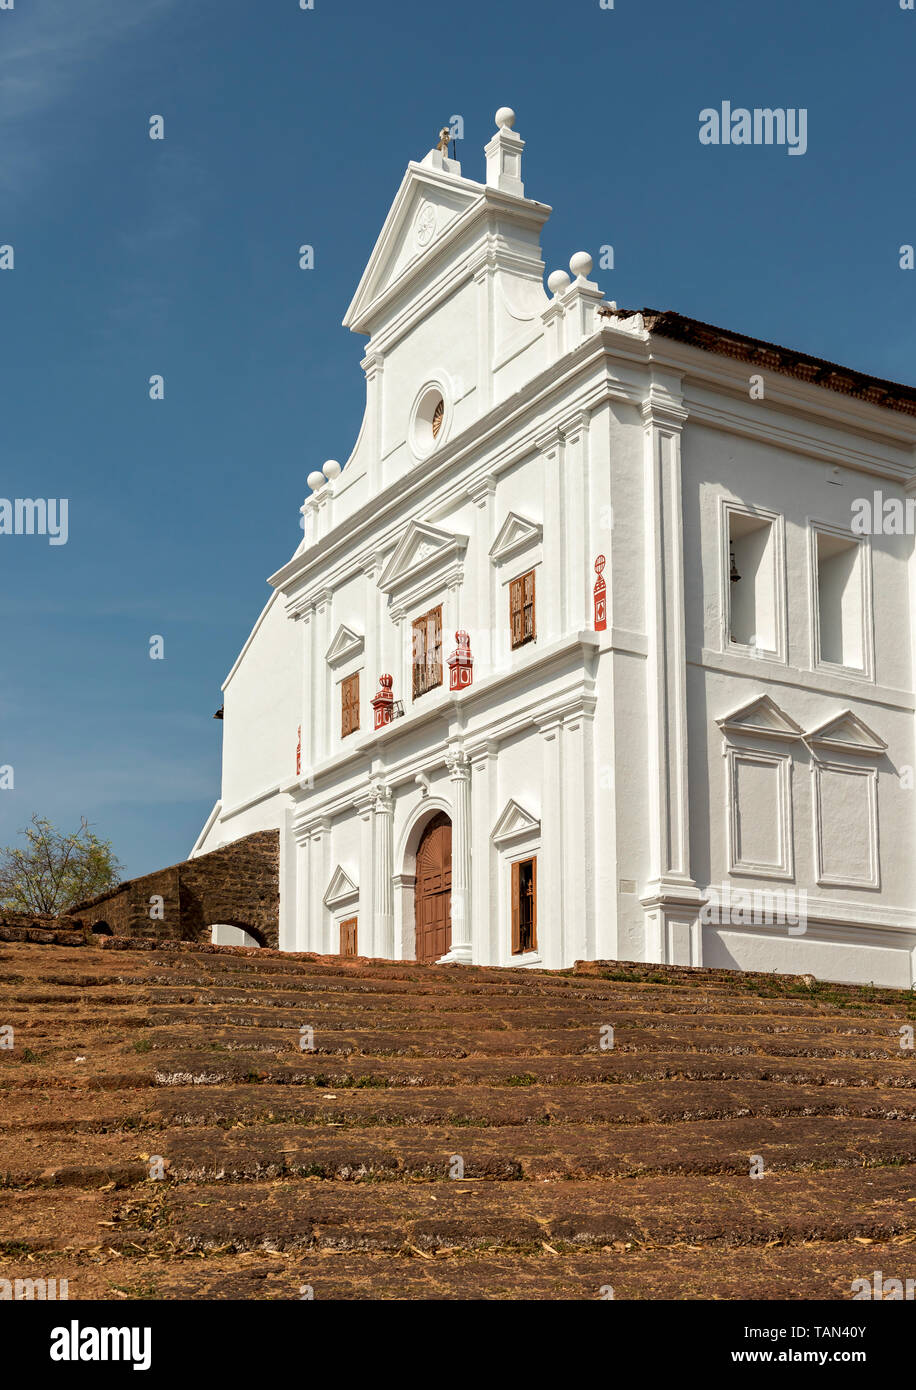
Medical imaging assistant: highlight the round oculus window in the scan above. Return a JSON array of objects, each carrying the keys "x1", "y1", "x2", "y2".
[{"x1": 410, "y1": 384, "x2": 448, "y2": 458}]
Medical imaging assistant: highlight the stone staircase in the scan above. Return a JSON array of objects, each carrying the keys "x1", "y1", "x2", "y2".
[{"x1": 1, "y1": 939, "x2": 914, "y2": 1300}]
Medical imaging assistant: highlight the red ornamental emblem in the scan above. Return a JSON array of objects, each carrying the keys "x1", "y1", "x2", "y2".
[{"x1": 593, "y1": 555, "x2": 607, "y2": 631}]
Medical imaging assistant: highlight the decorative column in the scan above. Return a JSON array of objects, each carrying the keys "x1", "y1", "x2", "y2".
[
  {"x1": 295, "y1": 830, "x2": 311, "y2": 953},
  {"x1": 442, "y1": 750, "x2": 473, "y2": 963},
  {"x1": 537, "y1": 715, "x2": 564, "y2": 968},
  {"x1": 361, "y1": 351, "x2": 384, "y2": 494},
  {"x1": 640, "y1": 381, "x2": 704, "y2": 960},
  {"x1": 304, "y1": 600, "x2": 317, "y2": 774},
  {"x1": 316, "y1": 589, "x2": 332, "y2": 764},
  {"x1": 471, "y1": 740, "x2": 498, "y2": 965},
  {"x1": 561, "y1": 706, "x2": 596, "y2": 964},
  {"x1": 536, "y1": 426, "x2": 565, "y2": 643},
  {"x1": 310, "y1": 818, "x2": 331, "y2": 954},
  {"x1": 560, "y1": 410, "x2": 590, "y2": 632},
  {"x1": 373, "y1": 784, "x2": 394, "y2": 959},
  {"x1": 468, "y1": 476, "x2": 496, "y2": 675}
]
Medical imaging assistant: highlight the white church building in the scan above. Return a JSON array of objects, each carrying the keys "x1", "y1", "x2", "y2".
[{"x1": 194, "y1": 109, "x2": 916, "y2": 988}]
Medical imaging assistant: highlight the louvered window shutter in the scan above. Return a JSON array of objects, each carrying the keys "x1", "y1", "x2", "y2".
[
  {"x1": 412, "y1": 616, "x2": 425, "y2": 697},
  {"x1": 511, "y1": 860, "x2": 521, "y2": 954},
  {"x1": 510, "y1": 577, "x2": 523, "y2": 648},
  {"x1": 523, "y1": 570, "x2": 536, "y2": 641}
]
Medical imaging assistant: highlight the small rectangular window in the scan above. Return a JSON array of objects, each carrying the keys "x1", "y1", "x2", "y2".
[
  {"x1": 728, "y1": 512, "x2": 776, "y2": 652},
  {"x1": 339, "y1": 917, "x2": 358, "y2": 957},
  {"x1": 511, "y1": 857, "x2": 537, "y2": 954},
  {"x1": 412, "y1": 606, "x2": 442, "y2": 698},
  {"x1": 509, "y1": 570, "x2": 536, "y2": 649},
  {"x1": 814, "y1": 530, "x2": 865, "y2": 670},
  {"x1": 341, "y1": 672, "x2": 360, "y2": 737}
]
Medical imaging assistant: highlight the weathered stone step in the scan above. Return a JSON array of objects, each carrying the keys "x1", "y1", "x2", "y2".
[
  {"x1": 16, "y1": 1115, "x2": 916, "y2": 1190},
  {"x1": 56, "y1": 1000, "x2": 916, "y2": 1037},
  {"x1": 7, "y1": 955, "x2": 906, "y2": 1015},
  {"x1": 102, "y1": 1167, "x2": 916, "y2": 1253},
  {"x1": 5, "y1": 1047, "x2": 916, "y2": 1092},
  {"x1": 5, "y1": 1077, "x2": 916, "y2": 1135},
  {"x1": 0, "y1": 1239, "x2": 909, "y2": 1300},
  {"x1": 14, "y1": 994, "x2": 904, "y2": 1030},
  {"x1": 7, "y1": 1019, "x2": 910, "y2": 1064},
  {"x1": 4, "y1": 1167, "x2": 914, "y2": 1256}
]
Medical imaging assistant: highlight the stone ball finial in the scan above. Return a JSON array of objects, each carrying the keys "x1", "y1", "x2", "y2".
[
  {"x1": 547, "y1": 269, "x2": 571, "y2": 296},
  {"x1": 495, "y1": 107, "x2": 515, "y2": 130},
  {"x1": 307, "y1": 470, "x2": 325, "y2": 491},
  {"x1": 569, "y1": 251, "x2": 594, "y2": 279},
  {"x1": 322, "y1": 459, "x2": 341, "y2": 480}
]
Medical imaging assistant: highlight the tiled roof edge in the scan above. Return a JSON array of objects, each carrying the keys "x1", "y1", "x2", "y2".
[{"x1": 599, "y1": 306, "x2": 916, "y2": 419}]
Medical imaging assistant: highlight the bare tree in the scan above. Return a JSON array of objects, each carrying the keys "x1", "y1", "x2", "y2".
[{"x1": 0, "y1": 815, "x2": 122, "y2": 915}]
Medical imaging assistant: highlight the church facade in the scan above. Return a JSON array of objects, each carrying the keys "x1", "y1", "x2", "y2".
[{"x1": 194, "y1": 109, "x2": 916, "y2": 988}]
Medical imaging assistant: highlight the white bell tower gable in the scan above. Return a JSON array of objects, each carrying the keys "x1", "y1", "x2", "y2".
[{"x1": 340, "y1": 111, "x2": 553, "y2": 499}]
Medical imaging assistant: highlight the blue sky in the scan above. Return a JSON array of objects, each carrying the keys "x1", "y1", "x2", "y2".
[{"x1": 1, "y1": 0, "x2": 914, "y2": 879}]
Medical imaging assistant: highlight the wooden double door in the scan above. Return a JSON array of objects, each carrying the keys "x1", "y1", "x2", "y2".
[{"x1": 414, "y1": 812, "x2": 452, "y2": 963}]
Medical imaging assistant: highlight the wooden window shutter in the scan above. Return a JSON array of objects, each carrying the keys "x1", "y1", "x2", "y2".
[
  {"x1": 412, "y1": 607, "x2": 443, "y2": 698},
  {"x1": 530, "y1": 857, "x2": 538, "y2": 951},
  {"x1": 523, "y1": 570, "x2": 536, "y2": 641},
  {"x1": 412, "y1": 615, "x2": 425, "y2": 698},
  {"x1": 511, "y1": 860, "x2": 521, "y2": 954},
  {"x1": 510, "y1": 576, "x2": 523, "y2": 649},
  {"x1": 341, "y1": 673, "x2": 359, "y2": 737},
  {"x1": 510, "y1": 572, "x2": 535, "y2": 649},
  {"x1": 428, "y1": 606, "x2": 442, "y2": 690}
]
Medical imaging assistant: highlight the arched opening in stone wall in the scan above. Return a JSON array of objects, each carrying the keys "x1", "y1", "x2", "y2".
[
  {"x1": 209, "y1": 923, "x2": 266, "y2": 948},
  {"x1": 91, "y1": 921, "x2": 113, "y2": 936}
]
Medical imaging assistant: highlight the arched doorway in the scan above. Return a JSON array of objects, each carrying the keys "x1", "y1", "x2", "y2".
[{"x1": 414, "y1": 811, "x2": 451, "y2": 963}]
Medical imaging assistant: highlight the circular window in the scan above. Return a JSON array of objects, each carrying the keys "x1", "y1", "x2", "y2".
[{"x1": 409, "y1": 383, "x2": 449, "y2": 459}]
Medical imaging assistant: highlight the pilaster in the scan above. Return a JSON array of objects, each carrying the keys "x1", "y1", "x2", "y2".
[
  {"x1": 373, "y1": 784, "x2": 394, "y2": 959},
  {"x1": 441, "y1": 749, "x2": 473, "y2": 963}
]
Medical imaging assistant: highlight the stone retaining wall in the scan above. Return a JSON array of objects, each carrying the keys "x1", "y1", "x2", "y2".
[{"x1": 68, "y1": 830, "x2": 280, "y2": 947}]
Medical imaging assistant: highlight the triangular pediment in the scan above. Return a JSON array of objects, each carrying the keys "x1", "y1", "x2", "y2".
[
  {"x1": 804, "y1": 710, "x2": 887, "y2": 758},
  {"x1": 378, "y1": 520, "x2": 468, "y2": 598},
  {"x1": 716, "y1": 694, "x2": 804, "y2": 744},
  {"x1": 343, "y1": 163, "x2": 485, "y2": 333},
  {"x1": 325, "y1": 624, "x2": 364, "y2": 667},
  {"x1": 323, "y1": 865, "x2": 359, "y2": 908},
  {"x1": 491, "y1": 798, "x2": 541, "y2": 847},
  {"x1": 489, "y1": 511, "x2": 543, "y2": 566}
]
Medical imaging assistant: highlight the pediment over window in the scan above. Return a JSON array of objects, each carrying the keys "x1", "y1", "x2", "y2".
[
  {"x1": 804, "y1": 710, "x2": 887, "y2": 758},
  {"x1": 491, "y1": 798, "x2": 541, "y2": 848},
  {"x1": 488, "y1": 511, "x2": 543, "y2": 567},
  {"x1": 377, "y1": 519, "x2": 468, "y2": 604},
  {"x1": 325, "y1": 624, "x2": 364, "y2": 667},
  {"x1": 716, "y1": 694, "x2": 803, "y2": 744},
  {"x1": 323, "y1": 865, "x2": 359, "y2": 909}
]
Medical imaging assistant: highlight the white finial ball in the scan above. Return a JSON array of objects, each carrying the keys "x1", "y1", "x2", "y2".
[
  {"x1": 569, "y1": 251, "x2": 593, "y2": 279},
  {"x1": 322, "y1": 459, "x2": 341, "y2": 480},
  {"x1": 547, "y1": 270, "x2": 571, "y2": 296},
  {"x1": 495, "y1": 107, "x2": 515, "y2": 130},
  {"x1": 307, "y1": 470, "x2": 325, "y2": 492}
]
